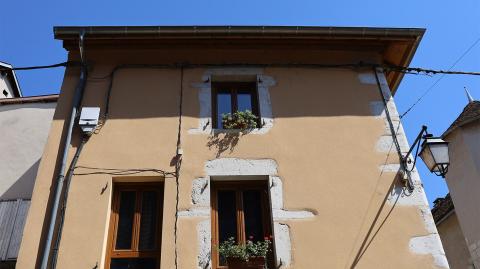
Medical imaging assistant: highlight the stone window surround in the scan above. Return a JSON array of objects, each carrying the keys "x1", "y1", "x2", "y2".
[
  {"x1": 179, "y1": 158, "x2": 315, "y2": 269},
  {"x1": 188, "y1": 68, "x2": 276, "y2": 135}
]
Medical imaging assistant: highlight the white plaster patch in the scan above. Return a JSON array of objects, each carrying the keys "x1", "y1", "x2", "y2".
[
  {"x1": 467, "y1": 240, "x2": 480, "y2": 268},
  {"x1": 192, "y1": 177, "x2": 210, "y2": 206},
  {"x1": 358, "y1": 72, "x2": 377, "y2": 85},
  {"x1": 202, "y1": 68, "x2": 264, "y2": 81},
  {"x1": 187, "y1": 81, "x2": 213, "y2": 135},
  {"x1": 375, "y1": 68, "x2": 448, "y2": 268},
  {"x1": 205, "y1": 158, "x2": 278, "y2": 176},
  {"x1": 378, "y1": 163, "x2": 401, "y2": 173},
  {"x1": 255, "y1": 74, "x2": 275, "y2": 133},
  {"x1": 274, "y1": 222, "x2": 292, "y2": 267},
  {"x1": 272, "y1": 209, "x2": 315, "y2": 221},
  {"x1": 375, "y1": 68, "x2": 393, "y2": 100},
  {"x1": 197, "y1": 220, "x2": 211, "y2": 269},
  {"x1": 178, "y1": 208, "x2": 210, "y2": 217},
  {"x1": 375, "y1": 134, "x2": 409, "y2": 154},
  {"x1": 266, "y1": 174, "x2": 314, "y2": 267},
  {"x1": 269, "y1": 176, "x2": 283, "y2": 209},
  {"x1": 369, "y1": 101, "x2": 400, "y2": 122},
  {"x1": 183, "y1": 158, "x2": 315, "y2": 269},
  {"x1": 468, "y1": 241, "x2": 477, "y2": 252},
  {"x1": 418, "y1": 205, "x2": 438, "y2": 234},
  {"x1": 409, "y1": 234, "x2": 449, "y2": 268},
  {"x1": 188, "y1": 69, "x2": 275, "y2": 134}
]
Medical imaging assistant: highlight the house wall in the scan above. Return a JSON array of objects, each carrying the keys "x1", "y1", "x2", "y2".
[
  {"x1": 436, "y1": 211, "x2": 473, "y2": 269},
  {"x1": 444, "y1": 122, "x2": 480, "y2": 267},
  {"x1": 0, "y1": 102, "x2": 56, "y2": 199},
  {"x1": 17, "y1": 48, "x2": 447, "y2": 269}
]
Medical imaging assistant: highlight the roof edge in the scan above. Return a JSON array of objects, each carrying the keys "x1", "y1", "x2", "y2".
[
  {"x1": 53, "y1": 26, "x2": 425, "y2": 95},
  {"x1": 0, "y1": 94, "x2": 58, "y2": 105},
  {"x1": 54, "y1": 26, "x2": 426, "y2": 40},
  {"x1": 443, "y1": 101, "x2": 480, "y2": 138}
]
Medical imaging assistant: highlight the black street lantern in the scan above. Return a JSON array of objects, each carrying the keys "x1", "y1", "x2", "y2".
[
  {"x1": 402, "y1": 126, "x2": 451, "y2": 190},
  {"x1": 418, "y1": 137, "x2": 450, "y2": 178}
]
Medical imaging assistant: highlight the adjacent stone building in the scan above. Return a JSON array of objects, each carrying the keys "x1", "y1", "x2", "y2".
[
  {"x1": 440, "y1": 96, "x2": 480, "y2": 268},
  {"x1": 0, "y1": 95, "x2": 58, "y2": 268},
  {"x1": 0, "y1": 61, "x2": 22, "y2": 99},
  {"x1": 432, "y1": 194, "x2": 473, "y2": 269},
  {"x1": 17, "y1": 26, "x2": 448, "y2": 269}
]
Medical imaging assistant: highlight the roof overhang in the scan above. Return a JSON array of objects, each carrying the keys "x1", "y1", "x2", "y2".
[
  {"x1": 54, "y1": 26, "x2": 425, "y2": 94},
  {"x1": 0, "y1": 61, "x2": 22, "y2": 97}
]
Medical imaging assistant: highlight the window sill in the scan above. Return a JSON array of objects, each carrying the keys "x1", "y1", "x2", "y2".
[{"x1": 212, "y1": 128, "x2": 268, "y2": 134}]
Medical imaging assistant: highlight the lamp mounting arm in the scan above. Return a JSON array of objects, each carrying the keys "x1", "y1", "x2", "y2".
[
  {"x1": 403, "y1": 125, "x2": 429, "y2": 168},
  {"x1": 401, "y1": 125, "x2": 430, "y2": 191}
]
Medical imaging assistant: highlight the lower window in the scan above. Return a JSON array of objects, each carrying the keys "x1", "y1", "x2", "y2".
[
  {"x1": 106, "y1": 183, "x2": 163, "y2": 269},
  {"x1": 211, "y1": 180, "x2": 275, "y2": 269}
]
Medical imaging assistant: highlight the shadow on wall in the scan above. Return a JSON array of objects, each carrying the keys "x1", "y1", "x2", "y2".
[
  {"x1": 348, "y1": 170, "x2": 406, "y2": 268},
  {"x1": 0, "y1": 159, "x2": 40, "y2": 200},
  {"x1": 207, "y1": 130, "x2": 252, "y2": 158},
  {"x1": 58, "y1": 68, "x2": 380, "y2": 121}
]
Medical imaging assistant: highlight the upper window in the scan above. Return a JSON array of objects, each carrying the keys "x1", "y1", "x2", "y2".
[
  {"x1": 106, "y1": 183, "x2": 163, "y2": 269},
  {"x1": 211, "y1": 181, "x2": 274, "y2": 269},
  {"x1": 212, "y1": 82, "x2": 260, "y2": 129}
]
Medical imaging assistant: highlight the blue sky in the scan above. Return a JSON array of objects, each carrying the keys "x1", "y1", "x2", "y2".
[{"x1": 1, "y1": 0, "x2": 479, "y2": 206}]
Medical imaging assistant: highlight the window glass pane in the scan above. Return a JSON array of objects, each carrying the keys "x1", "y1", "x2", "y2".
[
  {"x1": 218, "y1": 191, "x2": 237, "y2": 243},
  {"x1": 217, "y1": 190, "x2": 237, "y2": 266},
  {"x1": 115, "y1": 191, "x2": 136, "y2": 250},
  {"x1": 243, "y1": 190, "x2": 264, "y2": 242},
  {"x1": 216, "y1": 92, "x2": 232, "y2": 128},
  {"x1": 110, "y1": 258, "x2": 157, "y2": 269},
  {"x1": 139, "y1": 191, "x2": 158, "y2": 250},
  {"x1": 237, "y1": 91, "x2": 253, "y2": 113}
]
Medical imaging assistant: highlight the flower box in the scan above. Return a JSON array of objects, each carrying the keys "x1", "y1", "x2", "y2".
[{"x1": 226, "y1": 257, "x2": 266, "y2": 269}]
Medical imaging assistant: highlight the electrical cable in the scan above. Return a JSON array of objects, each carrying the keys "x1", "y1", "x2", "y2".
[
  {"x1": 0, "y1": 61, "x2": 79, "y2": 71},
  {"x1": 374, "y1": 68, "x2": 404, "y2": 163},
  {"x1": 73, "y1": 166, "x2": 176, "y2": 177},
  {"x1": 4, "y1": 61, "x2": 480, "y2": 76},
  {"x1": 399, "y1": 36, "x2": 480, "y2": 119},
  {"x1": 51, "y1": 136, "x2": 88, "y2": 269},
  {"x1": 173, "y1": 66, "x2": 184, "y2": 269},
  {"x1": 347, "y1": 68, "x2": 414, "y2": 267}
]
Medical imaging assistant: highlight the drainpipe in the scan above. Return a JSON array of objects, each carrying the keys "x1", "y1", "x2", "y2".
[{"x1": 40, "y1": 30, "x2": 88, "y2": 269}]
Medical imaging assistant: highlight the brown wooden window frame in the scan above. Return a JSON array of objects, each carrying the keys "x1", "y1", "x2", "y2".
[
  {"x1": 211, "y1": 180, "x2": 275, "y2": 269},
  {"x1": 105, "y1": 182, "x2": 164, "y2": 269},
  {"x1": 211, "y1": 82, "x2": 261, "y2": 129}
]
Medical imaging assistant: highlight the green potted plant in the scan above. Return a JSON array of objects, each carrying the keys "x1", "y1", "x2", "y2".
[
  {"x1": 218, "y1": 236, "x2": 271, "y2": 269},
  {"x1": 221, "y1": 110, "x2": 259, "y2": 129}
]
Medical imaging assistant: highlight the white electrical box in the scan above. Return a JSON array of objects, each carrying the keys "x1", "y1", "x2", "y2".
[{"x1": 79, "y1": 107, "x2": 100, "y2": 134}]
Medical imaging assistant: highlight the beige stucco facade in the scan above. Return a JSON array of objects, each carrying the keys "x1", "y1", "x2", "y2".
[
  {"x1": 444, "y1": 120, "x2": 480, "y2": 267},
  {"x1": 17, "y1": 27, "x2": 448, "y2": 269}
]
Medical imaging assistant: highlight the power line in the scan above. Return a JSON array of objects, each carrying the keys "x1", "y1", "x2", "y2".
[
  {"x1": 1, "y1": 62, "x2": 79, "y2": 71},
  {"x1": 400, "y1": 36, "x2": 480, "y2": 119},
  {"x1": 3, "y1": 61, "x2": 480, "y2": 76}
]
